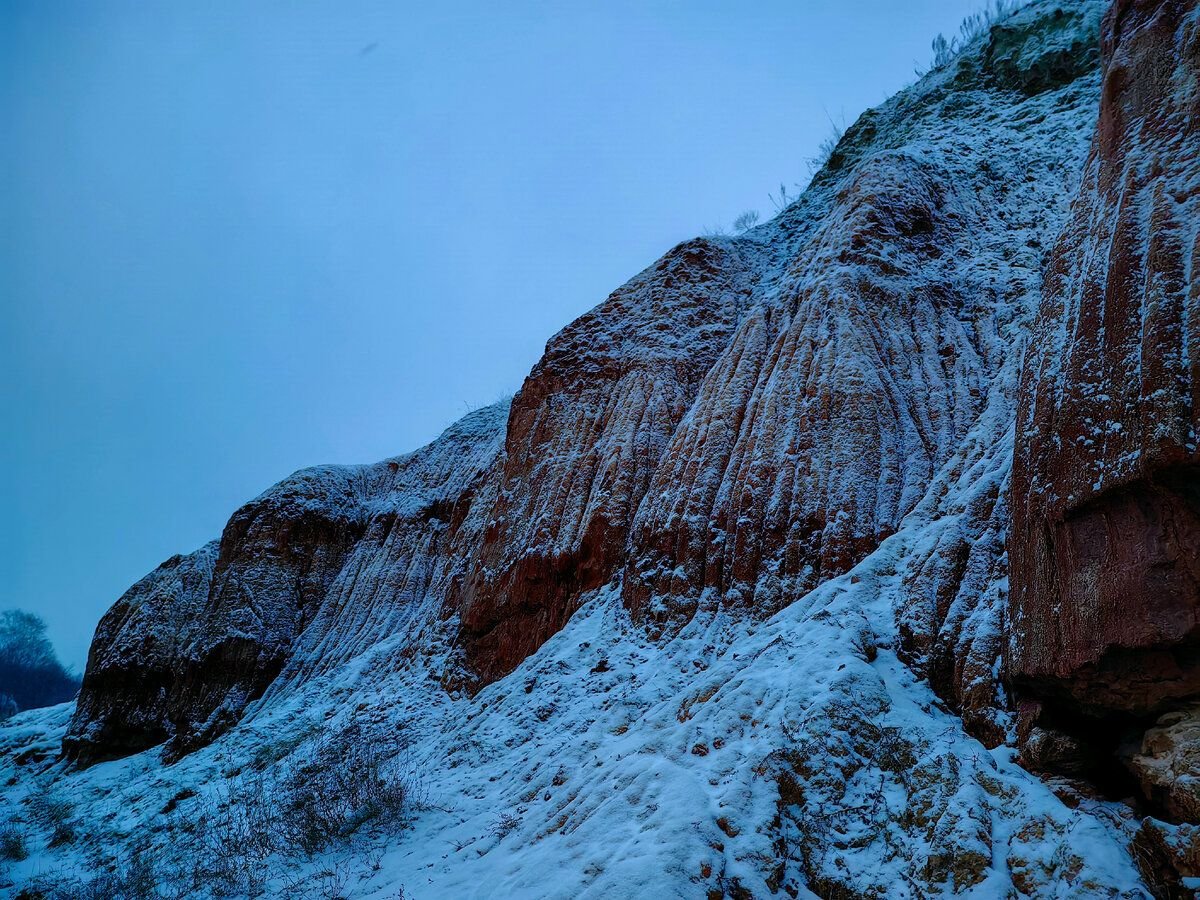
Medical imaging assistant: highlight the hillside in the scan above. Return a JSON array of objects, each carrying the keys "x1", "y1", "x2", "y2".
[{"x1": 4, "y1": 0, "x2": 1199, "y2": 896}]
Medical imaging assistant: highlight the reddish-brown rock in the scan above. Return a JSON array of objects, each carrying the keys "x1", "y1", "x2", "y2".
[
  {"x1": 454, "y1": 239, "x2": 754, "y2": 682},
  {"x1": 1010, "y1": 0, "x2": 1200, "y2": 717},
  {"x1": 63, "y1": 0, "x2": 1109, "y2": 764},
  {"x1": 624, "y1": 154, "x2": 992, "y2": 628},
  {"x1": 64, "y1": 405, "x2": 507, "y2": 763}
]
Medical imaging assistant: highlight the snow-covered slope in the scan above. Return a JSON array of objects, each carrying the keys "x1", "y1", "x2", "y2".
[
  {"x1": 64, "y1": 403, "x2": 510, "y2": 764},
  {"x1": 5, "y1": 0, "x2": 1198, "y2": 896}
]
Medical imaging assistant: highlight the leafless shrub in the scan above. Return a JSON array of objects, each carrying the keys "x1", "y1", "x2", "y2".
[
  {"x1": 27, "y1": 782, "x2": 71, "y2": 827},
  {"x1": 768, "y1": 183, "x2": 793, "y2": 213},
  {"x1": 0, "y1": 822, "x2": 28, "y2": 861},
  {"x1": 14, "y1": 844, "x2": 167, "y2": 900},
  {"x1": 489, "y1": 812, "x2": 520, "y2": 840},
  {"x1": 313, "y1": 860, "x2": 354, "y2": 900},
  {"x1": 916, "y1": 0, "x2": 1025, "y2": 76},
  {"x1": 27, "y1": 782, "x2": 75, "y2": 847},
  {"x1": 189, "y1": 771, "x2": 276, "y2": 896},
  {"x1": 14, "y1": 869, "x2": 66, "y2": 899},
  {"x1": 769, "y1": 712, "x2": 918, "y2": 895},
  {"x1": 72, "y1": 850, "x2": 159, "y2": 900},
  {"x1": 14, "y1": 718, "x2": 412, "y2": 898},
  {"x1": 733, "y1": 210, "x2": 760, "y2": 232},
  {"x1": 806, "y1": 110, "x2": 847, "y2": 177},
  {"x1": 175, "y1": 716, "x2": 412, "y2": 895},
  {"x1": 280, "y1": 718, "x2": 410, "y2": 855}
]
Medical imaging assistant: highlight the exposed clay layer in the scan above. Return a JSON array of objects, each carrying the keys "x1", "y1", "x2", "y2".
[
  {"x1": 64, "y1": 405, "x2": 508, "y2": 763},
  {"x1": 1010, "y1": 0, "x2": 1200, "y2": 717},
  {"x1": 454, "y1": 239, "x2": 753, "y2": 683},
  {"x1": 66, "y1": 0, "x2": 1110, "y2": 762}
]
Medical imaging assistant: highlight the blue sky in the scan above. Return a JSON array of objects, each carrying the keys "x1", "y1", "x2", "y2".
[{"x1": 2, "y1": 0, "x2": 983, "y2": 668}]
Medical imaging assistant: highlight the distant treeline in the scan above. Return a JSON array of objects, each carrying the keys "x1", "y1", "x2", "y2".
[{"x1": 0, "y1": 609, "x2": 81, "y2": 719}]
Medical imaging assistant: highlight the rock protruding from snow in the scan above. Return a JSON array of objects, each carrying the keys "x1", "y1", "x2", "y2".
[
  {"x1": 455, "y1": 239, "x2": 753, "y2": 683},
  {"x1": 62, "y1": 541, "x2": 219, "y2": 762},
  {"x1": 1010, "y1": 0, "x2": 1200, "y2": 718},
  {"x1": 64, "y1": 403, "x2": 509, "y2": 763}
]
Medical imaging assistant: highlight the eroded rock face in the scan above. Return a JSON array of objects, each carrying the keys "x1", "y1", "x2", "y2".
[
  {"x1": 454, "y1": 239, "x2": 753, "y2": 683},
  {"x1": 624, "y1": 153, "x2": 992, "y2": 628},
  {"x1": 63, "y1": 542, "x2": 218, "y2": 761},
  {"x1": 66, "y1": 467, "x2": 375, "y2": 763},
  {"x1": 621, "y1": 0, "x2": 1105, "y2": 744},
  {"x1": 66, "y1": 0, "x2": 1109, "y2": 765},
  {"x1": 64, "y1": 405, "x2": 508, "y2": 763},
  {"x1": 1010, "y1": 0, "x2": 1200, "y2": 717}
]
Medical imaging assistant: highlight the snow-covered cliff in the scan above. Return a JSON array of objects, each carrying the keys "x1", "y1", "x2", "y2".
[{"x1": 4, "y1": 0, "x2": 1199, "y2": 896}]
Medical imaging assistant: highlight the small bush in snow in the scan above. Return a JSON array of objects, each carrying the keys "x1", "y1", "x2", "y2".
[
  {"x1": 27, "y1": 782, "x2": 71, "y2": 827},
  {"x1": 489, "y1": 812, "x2": 520, "y2": 840},
  {"x1": 768, "y1": 183, "x2": 792, "y2": 213},
  {"x1": 278, "y1": 718, "x2": 410, "y2": 854},
  {"x1": 16, "y1": 845, "x2": 164, "y2": 900},
  {"x1": 311, "y1": 860, "x2": 354, "y2": 900},
  {"x1": 0, "y1": 823, "x2": 28, "y2": 861},
  {"x1": 733, "y1": 210, "x2": 759, "y2": 232},
  {"x1": 27, "y1": 782, "x2": 75, "y2": 847},
  {"x1": 807, "y1": 113, "x2": 846, "y2": 176},
  {"x1": 191, "y1": 771, "x2": 277, "y2": 895},
  {"x1": 178, "y1": 715, "x2": 413, "y2": 895},
  {"x1": 917, "y1": 0, "x2": 1025, "y2": 76}
]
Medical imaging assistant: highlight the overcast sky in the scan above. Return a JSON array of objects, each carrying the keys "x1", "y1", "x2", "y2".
[{"x1": 2, "y1": 0, "x2": 984, "y2": 669}]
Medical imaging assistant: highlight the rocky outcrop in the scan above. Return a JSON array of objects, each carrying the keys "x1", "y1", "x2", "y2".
[
  {"x1": 66, "y1": 466, "x2": 375, "y2": 763},
  {"x1": 65, "y1": 0, "x2": 1111, "y2": 769},
  {"x1": 64, "y1": 404, "x2": 508, "y2": 763},
  {"x1": 623, "y1": 152, "x2": 994, "y2": 629},
  {"x1": 63, "y1": 542, "x2": 219, "y2": 761},
  {"x1": 1010, "y1": 0, "x2": 1200, "y2": 718},
  {"x1": 1125, "y1": 704, "x2": 1200, "y2": 823}
]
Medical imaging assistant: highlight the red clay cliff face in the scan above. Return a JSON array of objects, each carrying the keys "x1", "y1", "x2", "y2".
[
  {"x1": 454, "y1": 239, "x2": 752, "y2": 682},
  {"x1": 64, "y1": 0, "x2": 1109, "y2": 762},
  {"x1": 623, "y1": 156, "x2": 991, "y2": 629},
  {"x1": 1010, "y1": 0, "x2": 1200, "y2": 717}
]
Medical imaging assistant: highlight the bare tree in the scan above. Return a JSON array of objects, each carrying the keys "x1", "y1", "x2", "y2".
[{"x1": 0, "y1": 609, "x2": 80, "y2": 716}]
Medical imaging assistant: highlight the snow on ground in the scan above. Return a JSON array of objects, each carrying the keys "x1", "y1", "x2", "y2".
[{"x1": 0, "y1": 462, "x2": 1150, "y2": 897}]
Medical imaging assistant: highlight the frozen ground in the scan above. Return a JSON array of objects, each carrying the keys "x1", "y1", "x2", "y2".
[{"x1": 0, "y1": 469, "x2": 1150, "y2": 897}]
